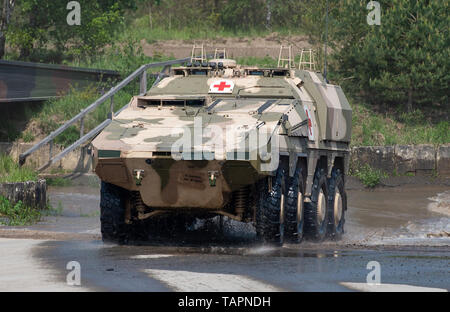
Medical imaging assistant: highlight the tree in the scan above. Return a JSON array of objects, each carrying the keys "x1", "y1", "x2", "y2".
[
  {"x1": 220, "y1": 0, "x2": 266, "y2": 32},
  {"x1": 6, "y1": 0, "x2": 138, "y2": 61},
  {"x1": 0, "y1": 0, "x2": 15, "y2": 59},
  {"x1": 329, "y1": 0, "x2": 449, "y2": 111},
  {"x1": 266, "y1": 0, "x2": 272, "y2": 31}
]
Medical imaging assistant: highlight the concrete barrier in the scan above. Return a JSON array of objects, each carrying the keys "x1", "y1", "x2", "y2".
[
  {"x1": 393, "y1": 144, "x2": 437, "y2": 175},
  {"x1": 437, "y1": 144, "x2": 450, "y2": 176},
  {"x1": 0, "y1": 179, "x2": 47, "y2": 209},
  {"x1": 351, "y1": 146, "x2": 395, "y2": 173},
  {"x1": 352, "y1": 144, "x2": 448, "y2": 177}
]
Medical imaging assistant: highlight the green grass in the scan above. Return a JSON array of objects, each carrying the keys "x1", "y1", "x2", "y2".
[
  {"x1": 21, "y1": 131, "x2": 34, "y2": 143},
  {"x1": 236, "y1": 56, "x2": 278, "y2": 67},
  {"x1": 0, "y1": 196, "x2": 63, "y2": 225},
  {"x1": 0, "y1": 154, "x2": 38, "y2": 183},
  {"x1": 350, "y1": 164, "x2": 387, "y2": 188},
  {"x1": 46, "y1": 177, "x2": 73, "y2": 187},
  {"x1": 0, "y1": 196, "x2": 42, "y2": 226},
  {"x1": 351, "y1": 101, "x2": 449, "y2": 147},
  {"x1": 67, "y1": 38, "x2": 161, "y2": 74}
]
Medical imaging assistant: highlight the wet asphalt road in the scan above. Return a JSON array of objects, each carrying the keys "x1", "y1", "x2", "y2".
[
  {"x1": 0, "y1": 182, "x2": 449, "y2": 292},
  {"x1": 31, "y1": 240, "x2": 449, "y2": 292}
]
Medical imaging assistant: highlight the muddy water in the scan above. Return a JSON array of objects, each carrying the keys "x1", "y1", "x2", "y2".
[
  {"x1": 25, "y1": 184, "x2": 450, "y2": 247},
  {"x1": 344, "y1": 185, "x2": 450, "y2": 246}
]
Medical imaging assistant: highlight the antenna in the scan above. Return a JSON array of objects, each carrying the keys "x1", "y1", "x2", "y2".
[{"x1": 323, "y1": 0, "x2": 329, "y2": 83}]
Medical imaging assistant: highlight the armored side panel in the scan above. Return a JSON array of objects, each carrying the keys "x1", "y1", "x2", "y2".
[{"x1": 296, "y1": 70, "x2": 352, "y2": 142}]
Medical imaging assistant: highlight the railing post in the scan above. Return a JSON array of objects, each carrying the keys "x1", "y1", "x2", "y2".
[
  {"x1": 49, "y1": 140, "x2": 53, "y2": 162},
  {"x1": 140, "y1": 69, "x2": 147, "y2": 95},
  {"x1": 80, "y1": 116, "x2": 85, "y2": 138},
  {"x1": 109, "y1": 95, "x2": 114, "y2": 119}
]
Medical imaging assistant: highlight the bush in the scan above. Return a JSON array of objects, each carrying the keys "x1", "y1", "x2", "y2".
[
  {"x1": 0, "y1": 196, "x2": 41, "y2": 226},
  {"x1": 351, "y1": 164, "x2": 386, "y2": 188}
]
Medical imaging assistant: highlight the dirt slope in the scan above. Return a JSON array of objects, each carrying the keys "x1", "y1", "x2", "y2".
[{"x1": 142, "y1": 33, "x2": 314, "y2": 59}]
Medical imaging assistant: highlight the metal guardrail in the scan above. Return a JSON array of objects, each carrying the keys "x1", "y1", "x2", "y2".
[{"x1": 19, "y1": 57, "x2": 190, "y2": 171}]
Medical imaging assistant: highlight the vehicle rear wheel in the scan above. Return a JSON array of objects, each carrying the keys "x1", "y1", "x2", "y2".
[
  {"x1": 285, "y1": 165, "x2": 305, "y2": 243},
  {"x1": 255, "y1": 166, "x2": 286, "y2": 245},
  {"x1": 327, "y1": 168, "x2": 346, "y2": 240},
  {"x1": 100, "y1": 181, "x2": 129, "y2": 243},
  {"x1": 304, "y1": 168, "x2": 329, "y2": 241}
]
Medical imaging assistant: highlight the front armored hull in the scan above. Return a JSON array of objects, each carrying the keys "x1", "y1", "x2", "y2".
[{"x1": 94, "y1": 155, "x2": 260, "y2": 210}]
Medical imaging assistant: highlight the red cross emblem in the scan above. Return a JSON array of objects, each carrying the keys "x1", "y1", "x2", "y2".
[
  {"x1": 209, "y1": 80, "x2": 234, "y2": 93},
  {"x1": 214, "y1": 81, "x2": 231, "y2": 91}
]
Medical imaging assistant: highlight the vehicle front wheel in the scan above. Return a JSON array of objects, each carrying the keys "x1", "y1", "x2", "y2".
[
  {"x1": 100, "y1": 181, "x2": 129, "y2": 243},
  {"x1": 304, "y1": 167, "x2": 329, "y2": 241},
  {"x1": 255, "y1": 166, "x2": 287, "y2": 245}
]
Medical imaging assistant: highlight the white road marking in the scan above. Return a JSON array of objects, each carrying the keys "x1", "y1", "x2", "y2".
[
  {"x1": 145, "y1": 269, "x2": 281, "y2": 292},
  {"x1": 131, "y1": 254, "x2": 174, "y2": 259},
  {"x1": 341, "y1": 282, "x2": 448, "y2": 292}
]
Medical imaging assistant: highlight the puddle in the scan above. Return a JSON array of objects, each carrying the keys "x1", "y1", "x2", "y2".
[
  {"x1": 17, "y1": 184, "x2": 450, "y2": 248},
  {"x1": 344, "y1": 186, "x2": 450, "y2": 246}
]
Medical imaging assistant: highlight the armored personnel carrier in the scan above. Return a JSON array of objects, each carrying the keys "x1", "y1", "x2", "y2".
[{"x1": 91, "y1": 48, "x2": 352, "y2": 244}]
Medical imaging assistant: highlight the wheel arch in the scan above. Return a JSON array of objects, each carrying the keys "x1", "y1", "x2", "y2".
[{"x1": 332, "y1": 156, "x2": 345, "y2": 173}]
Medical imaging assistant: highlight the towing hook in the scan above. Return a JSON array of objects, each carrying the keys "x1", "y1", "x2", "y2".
[
  {"x1": 208, "y1": 171, "x2": 218, "y2": 187},
  {"x1": 133, "y1": 169, "x2": 145, "y2": 186}
]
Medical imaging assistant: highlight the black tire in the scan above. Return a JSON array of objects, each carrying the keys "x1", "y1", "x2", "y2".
[
  {"x1": 100, "y1": 181, "x2": 129, "y2": 243},
  {"x1": 304, "y1": 167, "x2": 329, "y2": 241},
  {"x1": 285, "y1": 165, "x2": 305, "y2": 243},
  {"x1": 255, "y1": 165, "x2": 286, "y2": 245},
  {"x1": 327, "y1": 168, "x2": 346, "y2": 240}
]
